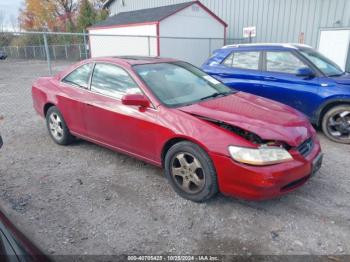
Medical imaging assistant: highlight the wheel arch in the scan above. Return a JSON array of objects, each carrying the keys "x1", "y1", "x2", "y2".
[
  {"x1": 43, "y1": 102, "x2": 56, "y2": 116},
  {"x1": 315, "y1": 98, "x2": 350, "y2": 126},
  {"x1": 160, "y1": 136, "x2": 210, "y2": 168}
]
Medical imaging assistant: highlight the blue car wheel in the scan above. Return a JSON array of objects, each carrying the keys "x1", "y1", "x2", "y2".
[{"x1": 322, "y1": 105, "x2": 350, "y2": 144}]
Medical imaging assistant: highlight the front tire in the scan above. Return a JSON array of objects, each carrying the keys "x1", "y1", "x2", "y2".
[
  {"x1": 322, "y1": 105, "x2": 350, "y2": 144},
  {"x1": 46, "y1": 106, "x2": 74, "y2": 145},
  {"x1": 164, "y1": 141, "x2": 218, "y2": 202}
]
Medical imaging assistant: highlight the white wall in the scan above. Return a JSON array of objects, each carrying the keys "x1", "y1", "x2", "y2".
[
  {"x1": 89, "y1": 24, "x2": 158, "y2": 57},
  {"x1": 318, "y1": 29, "x2": 350, "y2": 70},
  {"x1": 108, "y1": 0, "x2": 350, "y2": 49},
  {"x1": 159, "y1": 3, "x2": 225, "y2": 66}
]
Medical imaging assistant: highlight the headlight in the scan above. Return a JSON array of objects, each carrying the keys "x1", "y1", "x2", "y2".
[{"x1": 228, "y1": 145, "x2": 293, "y2": 166}]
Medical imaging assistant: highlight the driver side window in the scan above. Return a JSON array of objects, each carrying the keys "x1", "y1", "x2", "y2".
[
  {"x1": 266, "y1": 51, "x2": 308, "y2": 74},
  {"x1": 91, "y1": 63, "x2": 141, "y2": 99}
]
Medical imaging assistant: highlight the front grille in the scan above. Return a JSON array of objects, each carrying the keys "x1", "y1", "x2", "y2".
[{"x1": 297, "y1": 138, "x2": 313, "y2": 157}]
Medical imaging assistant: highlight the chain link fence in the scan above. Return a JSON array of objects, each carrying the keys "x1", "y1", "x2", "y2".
[
  {"x1": 2, "y1": 43, "x2": 88, "y2": 60},
  {"x1": 1, "y1": 31, "x2": 247, "y2": 72},
  {"x1": 0, "y1": 31, "x2": 247, "y2": 119},
  {"x1": 0, "y1": 32, "x2": 89, "y2": 58}
]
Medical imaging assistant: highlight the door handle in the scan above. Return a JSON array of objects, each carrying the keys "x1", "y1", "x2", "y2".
[{"x1": 85, "y1": 103, "x2": 95, "y2": 107}]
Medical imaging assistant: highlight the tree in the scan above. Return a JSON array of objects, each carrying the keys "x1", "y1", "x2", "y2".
[
  {"x1": 19, "y1": 0, "x2": 76, "y2": 31},
  {"x1": 18, "y1": 0, "x2": 108, "y2": 32},
  {"x1": 96, "y1": 8, "x2": 109, "y2": 23},
  {"x1": 48, "y1": 0, "x2": 77, "y2": 31},
  {"x1": 77, "y1": 0, "x2": 96, "y2": 32},
  {"x1": 92, "y1": 0, "x2": 109, "y2": 20},
  {"x1": 19, "y1": 0, "x2": 56, "y2": 31},
  {"x1": 76, "y1": 0, "x2": 109, "y2": 32}
]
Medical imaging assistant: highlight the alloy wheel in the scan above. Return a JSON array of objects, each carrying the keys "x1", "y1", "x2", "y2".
[
  {"x1": 171, "y1": 152, "x2": 205, "y2": 194},
  {"x1": 327, "y1": 110, "x2": 350, "y2": 140},
  {"x1": 48, "y1": 112, "x2": 64, "y2": 140}
]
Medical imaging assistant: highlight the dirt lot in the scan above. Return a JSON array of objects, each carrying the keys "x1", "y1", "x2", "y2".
[{"x1": 0, "y1": 60, "x2": 350, "y2": 256}]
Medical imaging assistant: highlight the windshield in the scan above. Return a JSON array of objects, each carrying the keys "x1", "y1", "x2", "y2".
[
  {"x1": 300, "y1": 49, "x2": 344, "y2": 77},
  {"x1": 133, "y1": 62, "x2": 233, "y2": 107}
]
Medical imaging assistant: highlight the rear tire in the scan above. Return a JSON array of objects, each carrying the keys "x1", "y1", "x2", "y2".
[
  {"x1": 322, "y1": 105, "x2": 350, "y2": 144},
  {"x1": 164, "y1": 141, "x2": 218, "y2": 202},
  {"x1": 46, "y1": 106, "x2": 74, "y2": 145}
]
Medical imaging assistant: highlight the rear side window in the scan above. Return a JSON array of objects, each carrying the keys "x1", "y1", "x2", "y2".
[
  {"x1": 62, "y1": 63, "x2": 92, "y2": 88},
  {"x1": 91, "y1": 63, "x2": 140, "y2": 98},
  {"x1": 266, "y1": 51, "x2": 306, "y2": 74},
  {"x1": 222, "y1": 51, "x2": 260, "y2": 70}
]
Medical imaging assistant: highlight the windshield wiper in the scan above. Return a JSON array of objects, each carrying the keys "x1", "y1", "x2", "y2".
[{"x1": 200, "y1": 91, "x2": 232, "y2": 101}]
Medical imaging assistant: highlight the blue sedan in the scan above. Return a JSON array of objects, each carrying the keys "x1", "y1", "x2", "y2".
[{"x1": 202, "y1": 43, "x2": 350, "y2": 144}]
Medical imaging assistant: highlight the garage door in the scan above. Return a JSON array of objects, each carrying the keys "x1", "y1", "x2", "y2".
[{"x1": 318, "y1": 29, "x2": 350, "y2": 71}]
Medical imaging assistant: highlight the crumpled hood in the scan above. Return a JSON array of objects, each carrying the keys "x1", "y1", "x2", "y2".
[
  {"x1": 178, "y1": 92, "x2": 313, "y2": 147},
  {"x1": 330, "y1": 73, "x2": 350, "y2": 85}
]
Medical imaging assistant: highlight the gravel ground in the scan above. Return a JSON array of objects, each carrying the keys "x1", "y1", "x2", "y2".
[{"x1": 0, "y1": 59, "x2": 350, "y2": 256}]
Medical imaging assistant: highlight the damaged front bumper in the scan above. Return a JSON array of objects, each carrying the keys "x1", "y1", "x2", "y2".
[{"x1": 210, "y1": 136, "x2": 322, "y2": 201}]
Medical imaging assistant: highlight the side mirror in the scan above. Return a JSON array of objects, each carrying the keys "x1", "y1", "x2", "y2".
[
  {"x1": 296, "y1": 67, "x2": 315, "y2": 78},
  {"x1": 121, "y1": 94, "x2": 150, "y2": 108}
]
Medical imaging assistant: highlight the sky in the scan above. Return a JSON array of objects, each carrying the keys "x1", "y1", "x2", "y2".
[{"x1": 0, "y1": 0, "x2": 23, "y2": 30}]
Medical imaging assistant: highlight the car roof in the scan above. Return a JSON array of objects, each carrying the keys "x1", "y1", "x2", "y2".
[
  {"x1": 220, "y1": 43, "x2": 312, "y2": 51},
  {"x1": 89, "y1": 56, "x2": 178, "y2": 65}
]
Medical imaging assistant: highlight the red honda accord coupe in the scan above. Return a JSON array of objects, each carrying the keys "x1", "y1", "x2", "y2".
[{"x1": 32, "y1": 56, "x2": 322, "y2": 202}]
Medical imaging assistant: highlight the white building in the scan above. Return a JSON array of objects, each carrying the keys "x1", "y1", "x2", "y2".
[{"x1": 88, "y1": 1, "x2": 227, "y2": 66}]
